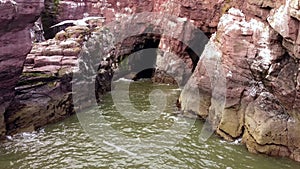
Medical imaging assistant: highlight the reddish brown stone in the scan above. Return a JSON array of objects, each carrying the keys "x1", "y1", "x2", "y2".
[{"x1": 0, "y1": 0, "x2": 44, "y2": 137}]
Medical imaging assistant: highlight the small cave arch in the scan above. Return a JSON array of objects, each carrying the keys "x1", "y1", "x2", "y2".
[
  {"x1": 95, "y1": 32, "x2": 208, "y2": 102},
  {"x1": 114, "y1": 34, "x2": 206, "y2": 82},
  {"x1": 114, "y1": 34, "x2": 161, "y2": 81}
]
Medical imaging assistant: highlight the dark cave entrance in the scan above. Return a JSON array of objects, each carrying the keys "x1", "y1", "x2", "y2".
[
  {"x1": 115, "y1": 35, "x2": 161, "y2": 81},
  {"x1": 113, "y1": 34, "x2": 207, "y2": 86}
]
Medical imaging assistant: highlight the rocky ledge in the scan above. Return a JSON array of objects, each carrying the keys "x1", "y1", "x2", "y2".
[{"x1": 5, "y1": 25, "x2": 115, "y2": 134}]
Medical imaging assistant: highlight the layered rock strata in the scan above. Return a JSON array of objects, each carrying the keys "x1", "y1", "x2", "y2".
[{"x1": 4, "y1": 26, "x2": 105, "y2": 134}]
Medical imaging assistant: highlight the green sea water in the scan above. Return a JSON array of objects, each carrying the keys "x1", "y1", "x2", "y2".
[{"x1": 0, "y1": 80, "x2": 299, "y2": 169}]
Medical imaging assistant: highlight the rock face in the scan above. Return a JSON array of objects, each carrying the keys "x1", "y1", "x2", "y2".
[
  {"x1": 0, "y1": 0, "x2": 44, "y2": 137},
  {"x1": 45, "y1": 0, "x2": 240, "y2": 37},
  {"x1": 41, "y1": 0, "x2": 300, "y2": 162},
  {"x1": 4, "y1": 26, "x2": 103, "y2": 135},
  {"x1": 268, "y1": 0, "x2": 300, "y2": 58},
  {"x1": 180, "y1": 5, "x2": 300, "y2": 161}
]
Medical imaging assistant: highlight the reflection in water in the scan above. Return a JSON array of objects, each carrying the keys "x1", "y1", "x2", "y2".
[{"x1": 0, "y1": 80, "x2": 299, "y2": 169}]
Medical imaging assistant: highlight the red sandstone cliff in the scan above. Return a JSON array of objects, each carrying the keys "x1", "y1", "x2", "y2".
[
  {"x1": 50, "y1": 0, "x2": 300, "y2": 161},
  {"x1": 1, "y1": 0, "x2": 300, "y2": 162}
]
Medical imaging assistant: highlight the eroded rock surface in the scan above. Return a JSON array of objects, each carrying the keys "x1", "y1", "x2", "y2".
[
  {"x1": 180, "y1": 7, "x2": 300, "y2": 161},
  {"x1": 4, "y1": 25, "x2": 115, "y2": 135},
  {"x1": 268, "y1": 0, "x2": 300, "y2": 59},
  {"x1": 47, "y1": 1, "x2": 300, "y2": 162},
  {"x1": 0, "y1": 0, "x2": 44, "y2": 137},
  {"x1": 5, "y1": 26, "x2": 86, "y2": 134}
]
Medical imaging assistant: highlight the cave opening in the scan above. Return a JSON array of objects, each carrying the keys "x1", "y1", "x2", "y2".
[{"x1": 115, "y1": 34, "x2": 161, "y2": 81}]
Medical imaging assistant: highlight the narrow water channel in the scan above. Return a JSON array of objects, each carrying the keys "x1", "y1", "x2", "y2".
[{"x1": 0, "y1": 80, "x2": 299, "y2": 169}]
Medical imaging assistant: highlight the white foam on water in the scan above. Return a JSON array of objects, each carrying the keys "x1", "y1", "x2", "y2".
[
  {"x1": 114, "y1": 77, "x2": 134, "y2": 82},
  {"x1": 103, "y1": 140, "x2": 137, "y2": 156}
]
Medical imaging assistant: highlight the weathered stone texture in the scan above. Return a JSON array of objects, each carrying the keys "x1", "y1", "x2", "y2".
[{"x1": 0, "y1": 0, "x2": 44, "y2": 137}]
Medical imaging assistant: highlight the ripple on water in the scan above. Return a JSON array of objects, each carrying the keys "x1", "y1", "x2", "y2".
[{"x1": 0, "y1": 81, "x2": 299, "y2": 168}]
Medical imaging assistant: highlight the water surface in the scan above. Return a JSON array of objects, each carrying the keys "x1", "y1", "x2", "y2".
[{"x1": 0, "y1": 80, "x2": 299, "y2": 169}]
